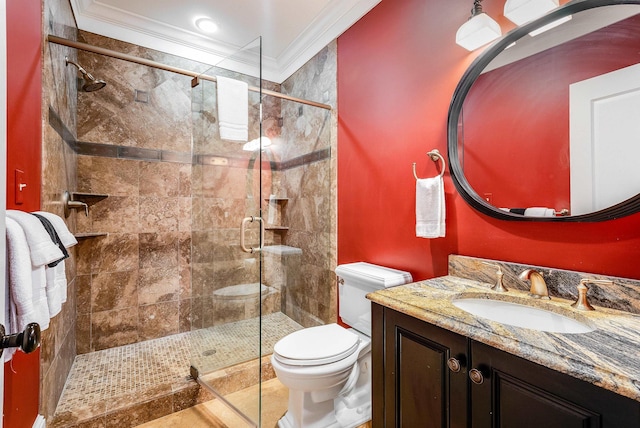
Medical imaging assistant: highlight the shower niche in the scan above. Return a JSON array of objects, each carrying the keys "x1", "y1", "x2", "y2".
[
  {"x1": 64, "y1": 191, "x2": 109, "y2": 239},
  {"x1": 264, "y1": 197, "x2": 290, "y2": 234}
]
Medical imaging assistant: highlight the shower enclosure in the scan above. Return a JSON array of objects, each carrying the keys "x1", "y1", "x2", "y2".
[
  {"x1": 46, "y1": 27, "x2": 334, "y2": 426},
  {"x1": 188, "y1": 37, "x2": 335, "y2": 426}
]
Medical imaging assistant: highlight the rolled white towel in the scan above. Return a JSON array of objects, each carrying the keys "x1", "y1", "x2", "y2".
[{"x1": 524, "y1": 207, "x2": 556, "y2": 217}]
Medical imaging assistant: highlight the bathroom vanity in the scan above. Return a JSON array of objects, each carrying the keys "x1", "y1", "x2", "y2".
[{"x1": 368, "y1": 255, "x2": 640, "y2": 427}]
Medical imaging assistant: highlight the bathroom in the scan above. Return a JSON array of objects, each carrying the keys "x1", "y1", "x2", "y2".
[{"x1": 4, "y1": 0, "x2": 640, "y2": 427}]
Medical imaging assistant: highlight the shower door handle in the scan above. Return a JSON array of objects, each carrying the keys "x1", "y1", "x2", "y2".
[{"x1": 240, "y1": 216, "x2": 264, "y2": 253}]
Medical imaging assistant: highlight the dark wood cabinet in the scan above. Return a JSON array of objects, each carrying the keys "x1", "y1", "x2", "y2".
[
  {"x1": 372, "y1": 303, "x2": 640, "y2": 428},
  {"x1": 372, "y1": 303, "x2": 468, "y2": 427}
]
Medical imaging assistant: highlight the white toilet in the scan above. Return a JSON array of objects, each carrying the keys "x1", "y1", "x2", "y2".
[{"x1": 271, "y1": 262, "x2": 412, "y2": 428}]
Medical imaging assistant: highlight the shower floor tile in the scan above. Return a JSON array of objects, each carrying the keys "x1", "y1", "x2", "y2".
[{"x1": 52, "y1": 312, "x2": 303, "y2": 427}]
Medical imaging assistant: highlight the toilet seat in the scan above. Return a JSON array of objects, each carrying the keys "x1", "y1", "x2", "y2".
[{"x1": 274, "y1": 324, "x2": 359, "y2": 366}]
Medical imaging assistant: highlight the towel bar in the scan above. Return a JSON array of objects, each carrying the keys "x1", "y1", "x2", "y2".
[{"x1": 413, "y1": 149, "x2": 446, "y2": 179}]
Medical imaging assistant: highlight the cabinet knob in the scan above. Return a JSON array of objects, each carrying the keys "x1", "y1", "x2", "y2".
[
  {"x1": 469, "y1": 368, "x2": 484, "y2": 384},
  {"x1": 447, "y1": 357, "x2": 461, "y2": 373}
]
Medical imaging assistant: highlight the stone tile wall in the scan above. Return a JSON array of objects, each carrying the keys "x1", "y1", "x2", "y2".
[
  {"x1": 40, "y1": 0, "x2": 79, "y2": 419},
  {"x1": 190, "y1": 73, "x2": 282, "y2": 330},
  {"x1": 73, "y1": 32, "x2": 204, "y2": 352},
  {"x1": 70, "y1": 31, "x2": 337, "y2": 353},
  {"x1": 278, "y1": 42, "x2": 338, "y2": 327}
]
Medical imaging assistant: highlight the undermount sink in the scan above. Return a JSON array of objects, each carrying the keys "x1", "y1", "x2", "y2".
[{"x1": 452, "y1": 298, "x2": 595, "y2": 334}]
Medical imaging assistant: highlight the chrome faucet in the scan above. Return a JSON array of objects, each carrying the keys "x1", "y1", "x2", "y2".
[{"x1": 518, "y1": 269, "x2": 550, "y2": 299}]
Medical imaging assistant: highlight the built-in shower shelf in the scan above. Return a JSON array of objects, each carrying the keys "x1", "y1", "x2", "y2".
[
  {"x1": 74, "y1": 232, "x2": 108, "y2": 240},
  {"x1": 265, "y1": 226, "x2": 289, "y2": 232},
  {"x1": 71, "y1": 192, "x2": 109, "y2": 205},
  {"x1": 264, "y1": 198, "x2": 289, "y2": 232}
]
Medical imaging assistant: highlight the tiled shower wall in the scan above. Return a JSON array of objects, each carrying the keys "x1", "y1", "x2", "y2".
[
  {"x1": 41, "y1": 0, "x2": 79, "y2": 419},
  {"x1": 72, "y1": 32, "x2": 338, "y2": 351},
  {"x1": 278, "y1": 43, "x2": 338, "y2": 327},
  {"x1": 74, "y1": 32, "x2": 206, "y2": 353},
  {"x1": 190, "y1": 63, "x2": 282, "y2": 330}
]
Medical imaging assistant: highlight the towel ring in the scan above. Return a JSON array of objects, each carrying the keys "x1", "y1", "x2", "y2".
[{"x1": 413, "y1": 149, "x2": 445, "y2": 180}]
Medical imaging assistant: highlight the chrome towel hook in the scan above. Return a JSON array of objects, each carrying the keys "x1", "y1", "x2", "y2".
[{"x1": 413, "y1": 149, "x2": 446, "y2": 179}]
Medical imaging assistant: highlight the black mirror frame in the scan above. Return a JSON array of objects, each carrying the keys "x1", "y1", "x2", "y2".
[{"x1": 447, "y1": 0, "x2": 640, "y2": 222}]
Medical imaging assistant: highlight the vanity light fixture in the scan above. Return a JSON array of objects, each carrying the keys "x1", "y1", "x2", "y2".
[
  {"x1": 504, "y1": 0, "x2": 559, "y2": 25},
  {"x1": 456, "y1": 0, "x2": 502, "y2": 51},
  {"x1": 194, "y1": 17, "x2": 219, "y2": 34}
]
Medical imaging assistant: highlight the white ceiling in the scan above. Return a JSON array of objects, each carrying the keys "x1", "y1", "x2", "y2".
[{"x1": 70, "y1": 0, "x2": 381, "y2": 83}]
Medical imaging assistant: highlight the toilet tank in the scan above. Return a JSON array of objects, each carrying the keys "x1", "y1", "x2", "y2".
[{"x1": 336, "y1": 262, "x2": 412, "y2": 336}]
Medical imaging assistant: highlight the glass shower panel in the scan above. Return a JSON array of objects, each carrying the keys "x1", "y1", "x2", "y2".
[
  {"x1": 190, "y1": 35, "x2": 334, "y2": 426},
  {"x1": 190, "y1": 37, "x2": 265, "y2": 426}
]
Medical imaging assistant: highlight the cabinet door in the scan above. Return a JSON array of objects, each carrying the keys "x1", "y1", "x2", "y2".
[
  {"x1": 373, "y1": 305, "x2": 468, "y2": 428},
  {"x1": 470, "y1": 341, "x2": 640, "y2": 428}
]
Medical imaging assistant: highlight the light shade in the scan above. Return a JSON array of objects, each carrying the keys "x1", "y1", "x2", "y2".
[
  {"x1": 504, "y1": 0, "x2": 559, "y2": 25},
  {"x1": 456, "y1": 13, "x2": 502, "y2": 51}
]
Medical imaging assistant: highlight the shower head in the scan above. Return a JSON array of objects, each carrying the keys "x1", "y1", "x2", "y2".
[{"x1": 65, "y1": 56, "x2": 107, "y2": 92}]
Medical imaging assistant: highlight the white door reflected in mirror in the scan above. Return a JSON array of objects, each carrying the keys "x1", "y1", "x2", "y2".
[{"x1": 570, "y1": 62, "x2": 640, "y2": 215}]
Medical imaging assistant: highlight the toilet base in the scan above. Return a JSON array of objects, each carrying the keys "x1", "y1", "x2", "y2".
[
  {"x1": 276, "y1": 392, "x2": 371, "y2": 428},
  {"x1": 277, "y1": 407, "x2": 370, "y2": 428},
  {"x1": 334, "y1": 393, "x2": 371, "y2": 428},
  {"x1": 277, "y1": 387, "x2": 345, "y2": 428}
]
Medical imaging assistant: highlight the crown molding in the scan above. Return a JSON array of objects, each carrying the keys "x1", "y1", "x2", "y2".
[
  {"x1": 273, "y1": 0, "x2": 381, "y2": 83},
  {"x1": 69, "y1": 0, "x2": 380, "y2": 83}
]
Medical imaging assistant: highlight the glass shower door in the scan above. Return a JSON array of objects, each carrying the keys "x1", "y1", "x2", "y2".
[
  {"x1": 189, "y1": 37, "x2": 267, "y2": 426},
  {"x1": 189, "y1": 36, "x2": 334, "y2": 427}
]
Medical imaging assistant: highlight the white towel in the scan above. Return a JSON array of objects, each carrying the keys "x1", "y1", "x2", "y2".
[
  {"x1": 45, "y1": 261, "x2": 67, "y2": 318},
  {"x1": 5, "y1": 218, "x2": 50, "y2": 338},
  {"x1": 6, "y1": 210, "x2": 64, "y2": 266},
  {"x1": 416, "y1": 177, "x2": 446, "y2": 238},
  {"x1": 524, "y1": 207, "x2": 555, "y2": 217},
  {"x1": 33, "y1": 211, "x2": 77, "y2": 248},
  {"x1": 30, "y1": 212, "x2": 73, "y2": 317},
  {"x1": 216, "y1": 75, "x2": 248, "y2": 142}
]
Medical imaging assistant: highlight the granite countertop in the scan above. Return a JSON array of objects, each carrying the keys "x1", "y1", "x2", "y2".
[{"x1": 367, "y1": 275, "x2": 640, "y2": 402}]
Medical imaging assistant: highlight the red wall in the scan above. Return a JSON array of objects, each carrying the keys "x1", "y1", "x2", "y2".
[
  {"x1": 337, "y1": 0, "x2": 640, "y2": 282},
  {"x1": 5, "y1": 0, "x2": 42, "y2": 426}
]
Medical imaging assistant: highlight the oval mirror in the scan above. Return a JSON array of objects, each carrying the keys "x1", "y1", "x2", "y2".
[{"x1": 448, "y1": 0, "x2": 640, "y2": 221}]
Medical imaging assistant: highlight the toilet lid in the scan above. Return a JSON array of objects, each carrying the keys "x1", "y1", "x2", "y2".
[{"x1": 274, "y1": 324, "x2": 359, "y2": 366}]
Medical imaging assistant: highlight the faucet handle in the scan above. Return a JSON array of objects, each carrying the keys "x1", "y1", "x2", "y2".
[
  {"x1": 570, "y1": 278, "x2": 613, "y2": 311},
  {"x1": 482, "y1": 262, "x2": 508, "y2": 292}
]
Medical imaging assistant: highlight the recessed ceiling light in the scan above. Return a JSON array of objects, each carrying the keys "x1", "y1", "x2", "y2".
[{"x1": 195, "y1": 17, "x2": 218, "y2": 34}]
